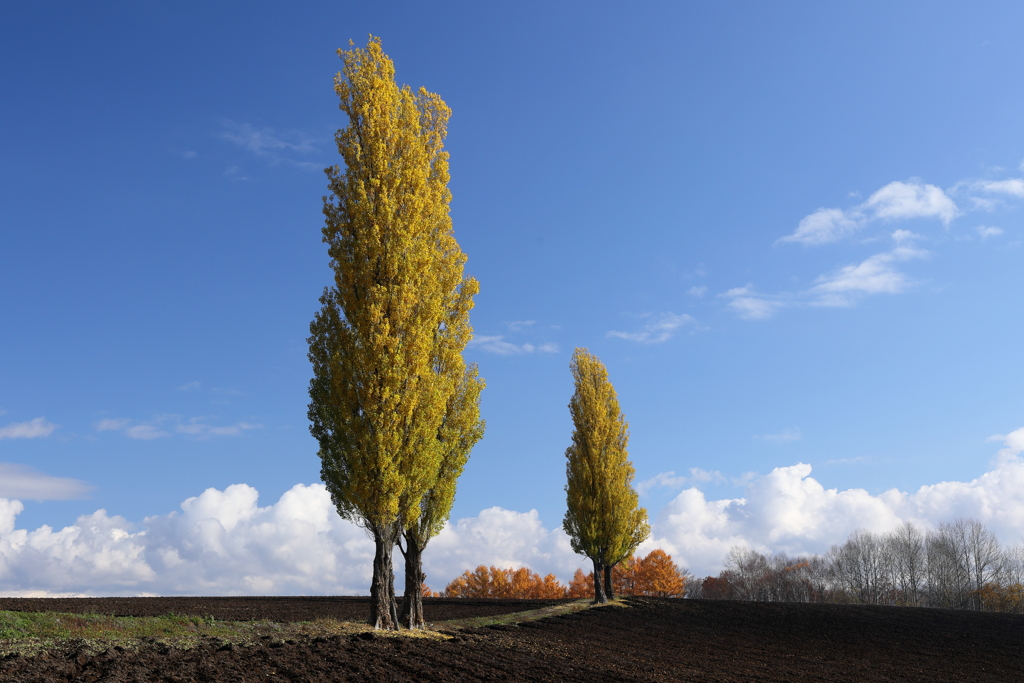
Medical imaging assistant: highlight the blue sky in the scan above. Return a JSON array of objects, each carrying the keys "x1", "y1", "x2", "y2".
[{"x1": 2, "y1": 1, "x2": 1024, "y2": 594}]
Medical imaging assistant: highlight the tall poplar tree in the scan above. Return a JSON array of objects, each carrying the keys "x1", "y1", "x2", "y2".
[
  {"x1": 308, "y1": 36, "x2": 481, "y2": 630},
  {"x1": 399, "y1": 361, "x2": 484, "y2": 628},
  {"x1": 563, "y1": 348, "x2": 650, "y2": 604}
]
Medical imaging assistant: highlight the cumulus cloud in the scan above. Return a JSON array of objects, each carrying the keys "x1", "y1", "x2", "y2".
[
  {"x1": 0, "y1": 417, "x2": 58, "y2": 440},
  {"x1": 468, "y1": 335, "x2": 558, "y2": 355},
  {"x1": 0, "y1": 464, "x2": 93, "y2": 501},
  {"x1": 864, "y1": 181, "x2": 959, "y2": 224},
  {"x1": 0, "y1": 484, "x2": 375, "y2": 596},
  {"x1": 687, "y1": 285, "x2": 707, "y2": 298},
  {"x1": 6, "y1": 432, "x2": 1024, "y2": 593},
  {"x1": 778, "y1": 180, "x2": 958, "y2": 246},
  {"x1": 607, "y1": 312, "x2": 697, "y2": 343},
  {"x1": 425, "y1": 508, "x2": 580, "y2": 584}
]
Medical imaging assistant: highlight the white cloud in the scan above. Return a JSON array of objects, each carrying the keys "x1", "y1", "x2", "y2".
[
  {"x1": 966, "y1": 178, "x2": 1024, "y2": 199},
  {"x1": 777, "y1": 208, "x2": 861, "y2": 246},
  {"x1": 687, "y1": 285, "x2": 708, "y2": 298},
  {"x1": 0, "y1": 417, "x2": 57, "y2": 440},
  {"x1": 0, "y1": 464, "x2": 92, "y2": 501},
  {"x1": 725, "y1": 232, "x2": 930, "y2": 318},
  {"x1": 178, "y1": 381, "x2": 202, "y2": 391},
  {"x1": 718, "y1": 286, "x2": 781, "y2": 320},
  {"x1": 5, "y1": 430, "x2": 1024, "y2": 592},
  {"x1": 468, "y1": 335, "x2": 558, "y2": 355},
  {"x1": 0, "y1": 484, "x2": 374, "y2": 596},
  {"x1": 506, "y1": 320, "x2": 535, "y2": 332},
  {"x1": 425, "y1": 508, "x2": 580, "y2": 584},
  {"x1": 176, "y1": 420, "x2": 261, "y2": 438},
  {"x1": 975, "y1": 225, "x2": 1004, "y2": 239},
  {"x1": 95, "y1": 418, "x2": 130, "y2": 432},
  {"x1": 987, "y1": 426, "x2": 1024, "y2": 465},
  {"x1": 809, "y1": 230, "x2": 928, "y2": 306},
  {"x1": 221, "y1": 121, "x2": 316, "y2": 156},
  {"x1": 607, "y1": 312, "x2": 697, "y2": 343},
  {"x1": 97, "y1": 416, "x2": 259, "y2": 440},
  {"x1": 756, "y1": 428, "x2": 802, "y2": 443},
  {"x1": 864, "y1": 180, "x2": 959, "y2": 224},
  {"x1": 125, "y1": 425, "x2": 171, "y2": 440},
  {"x1": 778, "y1": 180, "x2": 958, "y2": 246},
  {"x1": 638, "y1": 468, "x2": 725, "y2": 495}
]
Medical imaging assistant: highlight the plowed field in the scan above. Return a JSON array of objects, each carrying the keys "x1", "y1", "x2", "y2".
[{"x1": 2, "y1": 597, "x2": 1023, "y2": 682}]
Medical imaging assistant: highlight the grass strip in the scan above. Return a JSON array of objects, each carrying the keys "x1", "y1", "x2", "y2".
[{"x1": 0, "y1": 598, "x2": 628, "y2": 656}]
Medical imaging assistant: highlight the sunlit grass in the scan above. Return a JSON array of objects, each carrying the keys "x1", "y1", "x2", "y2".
[{"x1": 0, "y1": 598, "x2": 625, "y2": 656}]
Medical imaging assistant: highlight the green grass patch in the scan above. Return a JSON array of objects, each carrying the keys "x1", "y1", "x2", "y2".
[{"x1": 0, "y1": 599, "x2": 629, "y2": 656}]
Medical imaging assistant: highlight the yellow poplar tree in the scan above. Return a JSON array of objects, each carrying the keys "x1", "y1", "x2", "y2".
[
  {"x1": 307, "y1": 36, "x2": 480, "y2": 630},
  {"x1": 399, "y1": 357, "x2": 484, "y2": 629},
  {"x1": 562, "y1": 348, "x2": 650, "y2": 603}
]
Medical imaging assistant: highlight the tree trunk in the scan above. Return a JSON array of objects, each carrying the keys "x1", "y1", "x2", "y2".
[
  {"x1": 369, "y1": 526, "x2": 399, "y2": 630},
  {"x1": 399, "y1": 532, "x2": 426, "y2": 630},
  {"x1": 592, "y1": 558, "x2": 608, "y2": 604},
  {"x1": 604, "y1": 564, "x2": 615, "y2": 600}
]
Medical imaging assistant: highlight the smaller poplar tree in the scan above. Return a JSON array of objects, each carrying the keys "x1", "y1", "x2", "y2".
[
  {"x1": 399, "y1": 361, "x2": 485, "y2": 629},
  {"x1": 563, "y1": 348, "x2": 650, "y2": 603}
]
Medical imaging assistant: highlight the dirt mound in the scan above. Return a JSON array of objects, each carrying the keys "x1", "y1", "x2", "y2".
[{"x1": 2, "y1": 597, "x2": 1023, "y2": 681}]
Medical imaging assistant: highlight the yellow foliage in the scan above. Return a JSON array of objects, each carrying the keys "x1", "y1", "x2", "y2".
[
  {"x1": 562, "y1": 349, "x2": 650, "y2": 572},
  {"x1": 307, "y1": 35, "x2": 480, "y2": 537}
]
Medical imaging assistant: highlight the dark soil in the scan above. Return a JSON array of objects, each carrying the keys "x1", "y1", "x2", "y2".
[{"x1": 2, "y1": 597, "x2": 1023, "y2": 682}]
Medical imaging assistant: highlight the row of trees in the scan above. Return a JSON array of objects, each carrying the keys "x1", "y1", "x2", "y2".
[
  {"x1": 693, "y1": 518, "x2": 1024, "y2": 612},
  {"x1": 439, "y1": 549, "x2": 690, "y2": 599},
  {"x1": 306, "y1": 38, "x2": 652, "y2": 629}
]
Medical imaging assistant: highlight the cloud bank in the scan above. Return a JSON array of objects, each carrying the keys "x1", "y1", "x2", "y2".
[{"x1": 3, "y1": 430, "x2": 1024, "y2": 596}]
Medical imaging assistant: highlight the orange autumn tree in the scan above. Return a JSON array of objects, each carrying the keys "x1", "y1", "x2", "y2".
[
  {"x1": 566, "y1": 550, "x2": 689, "y2": 599},
  {"x1": 443, "y1": 566, "x2": 567, "y2": 599},
  {"x1": 566, "y1": 568, "x2": 593, "y2": 598}
]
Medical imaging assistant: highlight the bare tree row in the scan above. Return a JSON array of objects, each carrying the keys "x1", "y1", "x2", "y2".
[{"x1": 691, "y1": 518, "x2": 1024, "y2": 612}]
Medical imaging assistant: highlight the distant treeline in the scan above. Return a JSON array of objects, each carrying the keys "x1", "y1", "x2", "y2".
[
  {"x1": 692, "y1": 518, "x2": 1024, "y2": 613},
  {"x1": 436, "y1": 549, "x2": 689, "y2": 599}
]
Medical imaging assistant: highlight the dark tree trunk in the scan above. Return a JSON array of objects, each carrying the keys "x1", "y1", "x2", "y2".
[
  {"x1": 369, "y1": 526, "x2": 399, "y2": 630},
  {"x1": 399, "y1": 532, "x2": 426, "y2": 630},
  {"x1": 592, "y1": 557, "x2": 608, "y2": 604},
  {"x1": 604, "y1": 564, "x2": 615, "y2": 600}
]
